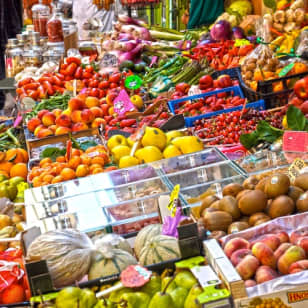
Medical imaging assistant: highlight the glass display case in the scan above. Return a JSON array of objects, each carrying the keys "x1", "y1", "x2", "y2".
[{"x1": 25, "y1": 148, "x2": 246, "y2": 234}]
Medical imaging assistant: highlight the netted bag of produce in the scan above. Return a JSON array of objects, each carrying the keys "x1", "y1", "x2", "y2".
[
  {"x1": 296, "y1": 30, "x2": 308, "y2": 57},
  {"x1": 27, "y1": 229, "x2": 94, "y2": 288}
]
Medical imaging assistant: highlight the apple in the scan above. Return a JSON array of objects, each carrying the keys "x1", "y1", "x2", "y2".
[
  {"x1": 217, "y1": 75, "x2": 232, "y2": 88},
  {"x1": 290, "y1": 227, "x2": 308, "y2": 244},
  {"x1": 199, "y1": 75, "x2": 213, "y2": 89}
]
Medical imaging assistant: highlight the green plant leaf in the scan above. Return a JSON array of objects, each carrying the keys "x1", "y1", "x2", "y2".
[
  {"x1": 263, "y1": 0, "x2": 276, "y2": 10},
  {"x1": 240, "y1": 131, "x2": 259, "y2": 149},
  {"x1": 40, "y1": 147, "x2": 66, "y2": 161},
  {"x1": 79, "y1": 140, "x2": 98, "y2": 151},
  {"x1": 287, "y1": 105, "x2": 306, "y2": 131}
]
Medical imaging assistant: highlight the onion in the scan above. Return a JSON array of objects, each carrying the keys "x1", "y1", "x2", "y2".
[
  {"x1": 102, "y1": 40, "x2": 114, "y2": 51},
  {"x1": 197, "y1": 39, "x2": 216, "y2": 47},
  {"x1": 118, "y1": 45, "x2": 142, "y2": 63},
  {"x1": 210, "y1": 20, "x2": 231, "y2": 41},
  {"x1": 232, "y1": 27, "x2": 245, "y2": 39},
  {"x1": 117, "y1": 14, "x2": 148, "y2": 28}
]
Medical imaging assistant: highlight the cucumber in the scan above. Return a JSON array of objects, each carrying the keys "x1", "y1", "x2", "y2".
[{"x1": 119, "y1": 60, "x2": 135, "y2": 72}]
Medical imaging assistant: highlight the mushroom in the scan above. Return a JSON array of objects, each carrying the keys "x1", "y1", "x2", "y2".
[{"x1": 273, "y1": 10, "x2": 286, "y2": 23}]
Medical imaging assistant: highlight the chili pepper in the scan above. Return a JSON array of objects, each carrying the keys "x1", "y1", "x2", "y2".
[
  {"x1": 82, "y1": 71, "x2": 93, "y2": 79},
  {"x1": 59, "y1": 69, "x2": 68, "y2": 76},
  {"x1": 65, "y1": 140, "x2": 72, "y2": 162},
  {"x1": 65, "y1": 63, "x2": 78, "y2": 76},
  {"x1": 52, "y1": 76, "x2": 63, "y2": 87},
  {"x1": 42, "y1": 81, "x2": 55, "y2": 96},
  {"x1": 56, "y1": 73, "x2": 65, "y2": 80},
  {"x1": 60, "y1": 63, "x2": 68, "y2": 70},
  {"x1": 74, "y1": 66, "x2": 83, "y2": 79},
  {"x1": 26, "y1": 89, "x2": 39, "y2": 100},
  {"x1": 66, "y1": 57, "x2": 81, "y2": 66},
  {"x1": 18, "y1": 78, "x2": 34, "y2": 88},
  {"x1": 109, "y1": 118, "x2": 120, "y2": 126},
  {"x1": 23, "y1": 83, "x2": 39, "y2": 91}
]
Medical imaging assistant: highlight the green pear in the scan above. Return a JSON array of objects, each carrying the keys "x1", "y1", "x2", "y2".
[
  {"x1": 140, "y1": 274, "x2": 162, "y2": 297},
  {"x1": 161, "y1": 276, "x2": 177, "y2": 293},
  {"x1": 7, "y1": 184, "x2": 17, "y2": 200},
  {"x1": 55, "y1": 287, "x2": 82, "y2": 308},
  {"x1": 0, "y1": 184, "x2": 9, "y2": 199},
  {"x1": 120, "y1": 292, "x2": 150, "y2": 308},
  {"x1": 184, "y1": 284, "x2": 203, "y2": 308},
  {"x1": 94, "y1": 299, "x2": 114, "y2": 308},
  {"x1": 170, "y1": 287, "x2": 188, "y2": 308},
  {"x1": 109, "y1": 284, "x2": 133, "y2": 303},
  {"x1": 80, "y1": 289, "x2": 97, "y2": 308},
  {"x1": 9, "y1": 176, "x2": 25, "y2": 186},
  {"x1": 0, "y1": 174, "x2": 8, "y2": 183},
  {"x1": 148, "y1": 291, "x2": 175, "y2": 308},
  {"x1": 174, "y1": 270, "x2": 197, "y2": 290}
]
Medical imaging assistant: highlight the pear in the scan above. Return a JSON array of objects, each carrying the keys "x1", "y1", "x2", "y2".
[
  {"x1": 184, "y1": 284, "x2": 203, "y2": 308},
  {"x1": 163, "y1": 145, "x2": 182, "y2": 158},
  {"x1": 109, "y1": 284, "x2": 133, "y2": 303},
  {"x1": 107, "y1": 135, "x2": 128, "y2": 150},
  {"x1": 79, "y1": 289, "x2": 97, "y2": 307},
  {"x1": 161, "y1": 276, "x2": 177, "y2": 293},
  {"x1": 140, "y1": 273, "x2": 162, "y2": 297},
  {"x1": 174, "y1": 270, "x2": 197, "y2": 290},
  {"x1": 170, "y1": 287, "x2": 188, "y2": 308},
  {"x1": 171, "y1": 136, "x2": 203, "y2": 154},
  {"x1": 148, "y1": 291, "x2": 175, "y2": 308},
  {"x1": 55, "y1": 287, "x2": 82, "y2": 308},
  {"x1": 120, "y1": 292, "x2": 150, "y2": 308}
]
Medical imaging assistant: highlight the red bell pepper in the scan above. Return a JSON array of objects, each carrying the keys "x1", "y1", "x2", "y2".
[{"x1": 294, "y1": 77, "x2": 308, "y2": 100}]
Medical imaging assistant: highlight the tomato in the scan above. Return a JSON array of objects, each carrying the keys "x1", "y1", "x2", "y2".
[
  {"x1": 23, "y1": 83, "x2": 39, "y2": 90},
  {"x1": 52, "y1": 76, "x2": 63, "y2": 86},
  {"x1": 66, "y1": 56, "x2": 81, "y2": 66},
  {"x1": 74, "y1": 67, "x2": 83, "y2": 79},
  {"x1": 101, "y1": 104, "x2": 109, "y2": 116},
  {"x1": 109, "y1": 73, "x2": 121, "y2": 83},
  {"x1": 82, "y1": 71, "x2": 93, "y2": 79},
  {"x1": 18, "y1": 78, "x2": 35, "y2": 88},
  {"x1": 98, "y1": 89, "x2": 105, "y2": 98},
  {"x1": 89, "y1": 79, "x2": 99, "y2": 88},
  {"x1": 27, "y1": 89, "x2": 39, "y2": 100},
  {"x1": 85, "y1": 65, "x2": 94, "y2": 73},
  {"x1": 175, "y1": 82, "x2": 190, "y2": 94},
  {"x1": 104, "y1": 116, "x2": 113, "y2": 123},
  {"x1": 42, "y1": 81, "x2": 55, "y2": 96},
  {"x1": 66, "y1": 63, "x2": 78, "y2": 76},
  {"x1": 93, "y1": 73, "x2": 100, "y2": 79},
  {"x1": 109, "y1": 82, "x2": 118, "y2": 89},
  {"x1": 294, "y1": 76, "x2": 308, "y2": 99},
  {"x1": 90, "y1": 88, "x2": 99, "y2": 97},
  {"x1": 199, "y1": 75, "x2": 213, "y2": 88},
  {"x1": 98, "y1": 80, "x2": 110, "y2": 89}
]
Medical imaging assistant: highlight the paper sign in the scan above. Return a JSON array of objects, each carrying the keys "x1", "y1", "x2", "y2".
[
  {"x1": 120, "y1": 265, "x2": 151, "y2": 288},
  {"x1": 278, "y1": 63, "x2": 295, "y2": 77},
  {"x1": 283, "y1": 131, "x2": 308, "y2": 152},
  {"x1": 168, "y1": 184, "x2": 180, "y2": 217},
  {"x1": 125, "y1": 75, "x2": 142, "y2": 90},
  {"x1": 288, "y1": 158, "x2": 306, "y2": 181},
  {"x1": 113, "y1": 90, "x2": 136, "y2": 115},
  {"x1": 197, "y1": 285, "x2": 230, "y2": 305},
  {"x1": 191, "y1": 266, "x2": 220, "y2": 288},
  {"x1": 101, "y1": 53, "x2": 118, "y2": 68}
]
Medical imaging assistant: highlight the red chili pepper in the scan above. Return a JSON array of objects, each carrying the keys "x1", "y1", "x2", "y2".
[
  {"x1": 109, "y1": 118, "x2": 120, "y2": 126},
  {"x1": 74, "y1": 66, "x2": 83, "y2": 79},
  {"x1": 42, "y1": 81, "x2": 55, "y2": 96},
  {"x1": 65, "y1": 140, "x2": 72, "y2": 162},
  {"x1": 52, "y1": 76, "x2": 63, "y2": 86},
  {"x1": 53, "y1": 85, "x2": 65, "y2": 94},
  {"x1": 18, "y1": 78, "x2": 34, "y2": 88},
  {"x1": 60, "y1": 63, "x2": 68, "y2": 70},
  {"x1": 66, "y1": 57, "x2": 81, "y2": 66},
  {"x1": 56, "y1": 73, "x2": 65, "y2": 80},
  {"x1": 23, "y1": 83, "x2": 40, "y2": 91},
  {"x1": 65, "y1": 63, "x2": 78, "y2": 76}
]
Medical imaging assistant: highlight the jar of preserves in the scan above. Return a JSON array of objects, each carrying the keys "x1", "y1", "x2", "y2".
[
  {"x1": 47, "y1": 8, "x2": 64, "y2": 43},
  {"x1": 32, "y1": 0, "x2": 50, "y2": 37},
  {"x1": 5, "y1": 39, "x2": 24, "y2": 77},
  {"x1": 79, "y1": 41, "x2": 98, "y2": 59},
  {"x1": 23, "y1": 49, "x2": 43, "y2": 67}
]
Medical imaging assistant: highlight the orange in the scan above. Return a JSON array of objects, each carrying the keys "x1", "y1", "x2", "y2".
[
  {"x1": 60, "y1": 168, "x2": 76, "y2": 181},
  {"x1": 89, "y1": 164, "x2": 102, "y2": 172},
  {"x1": 0, "y1": 162, "x2": 13, "y2": 174},
  {"x1": 32, "y1": 176, "x2": 42, "y2": 187},
  {"x1": 72, "y1": 148, "x2": 82, "y2": 156},
  {"x1": 91, "y1": 156, "x2": 105, "y2": 166},
  {"x1": 39, "y1": 157, "x2": 52, "y2": 167},
  {"x1": 76, "y1": 164, "x2": 89, "y2": 177},
  {"x1": 292, "y1": 62, "x2": 308, "y2": 75},
  {"x1": 80, "y1": 154, "x2": 91, "y2": 165},
  {"x1": 104, "y1": 166, "x2": 118, "y2": 172},
  {"x1": 92, "y1": 167, "x2": 104, "y2": 174},
  {"x1": 51, "y1": 175, "x2": 64, "y2": 184},
  {"x1": 19, "y1": 149, "x2": 29, "y2": 162},
  {"x1": 5, "y1": 149, "x2": 24, "y2": 163},
  {"x1": 42, "y1": 174, "x2": 54, "y2": 184},
  {"x1": 0, "y1": 170, "x2": 9, "y2": 178},
  {"x1": 68, "y1": 156, "x2": 81, "y2": 169},
  {"x1": 56, "y1": 156, "x2": 66, "y2": 163},
  {"x1": 273, "y1": 81, "x2": 283, "y2": 92},
  {"x1": 1, "y1": 283, "x2": 25, "y2": 304},
  {"x1": 9, "y1": 163, "x2": 28, "y2": 180}
]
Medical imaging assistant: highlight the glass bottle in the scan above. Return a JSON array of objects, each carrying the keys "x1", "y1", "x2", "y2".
[
  {"x1": 47, "y1": 7, "x2": 64, "y2": 43},
  {"x1": 5, "y1": 39, "x2": 24, "y2": 77},
  {"x1": 32, "y1": 0, "x2": 50, "y2": 37}
]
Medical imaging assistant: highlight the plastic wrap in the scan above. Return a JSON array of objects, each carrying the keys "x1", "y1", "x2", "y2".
[
  {"x1": 27, "y1": 229, "x2": 94, "y2": 288},
  {"x1": 94, "y1": 233, "x2": 133, "y2": 254},
  {"x1": 296, "y1": 29, "x2": 308, "y2": 56}
]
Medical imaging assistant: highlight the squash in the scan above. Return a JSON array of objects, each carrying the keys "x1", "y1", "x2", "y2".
[
  {"x1": 88, "y1": 249, "x2": 137, "y2": 280},
  {"x1": 27, "y1": 229, "x2": 93, "y2": 288},
  {"x1": 134, "y1": 224, "x2": 162, "y2": 258},
  {"x1": 139, "y1": 235, "x2": 181, "y2": 266}
]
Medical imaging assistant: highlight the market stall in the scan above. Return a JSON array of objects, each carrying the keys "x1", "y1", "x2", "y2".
[{"x1": 1, "y1": 0, "x2": 308, "y2": 306}]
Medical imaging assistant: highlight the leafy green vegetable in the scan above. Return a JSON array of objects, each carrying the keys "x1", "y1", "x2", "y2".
[
  {"x1": 40, "y1": 147, "x2": 66, "y2": 161},
  {"x1": 263, "y1": 0, "x2": 276, "y2": 10},
  {"x1": 287, "y1": 105, "x2": 307, "y2": 131},
  {"x1": 239, "y1": 131, "x2": 259, "y2": 149},
  {"x1": 79, "y1": 140, "x2": 98, "y2": 151}
]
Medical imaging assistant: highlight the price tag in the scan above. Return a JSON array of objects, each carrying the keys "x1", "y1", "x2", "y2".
[
  {"x1": 113, "y1": 89, "x2": 136, "y2": 115},
  {"x1": 278, "y1": 63, "x2": 295, "y2": 77},
  {"x1": 101, "y1": 53, "x2": 118, "y2": 68},
  {"x1": 167, "y1": 184, "x2": 180, "y2": 217},
  {"x1": 197, "y1": 285, "x2": 230, "y2": 305},
  {"x1": 120, "y1": 265, "x2": 152, "y2": 288},
  {"x1": 288, "y1": 158, "x2": 306, "y2": 181},
  {"x1": 283, "y1": 131, "x2": 308, "y2": 152},
  {"x1": 191, "y1": 266, "x2": 220, "y2": 289},
  {"x1": 175, "y1": 256, "x2": 205, "y2": 269},
  {"x1": 125, "y1": 75, "x2": 142, "y2": 90}
]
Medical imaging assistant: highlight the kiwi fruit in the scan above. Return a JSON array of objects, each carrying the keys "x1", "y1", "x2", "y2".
[
  {"x1": 254, "y1": 217, "x2": 271, "y2": 226},
  {"x1": 243, "y1": 176, "x2": 259, "y2": 190},
  {"x1": 267, "y1": 195, "x2": 295, "y2": 219},
  {"x1": 203, "y1": 211, "x2": 233, "y2": 232},
  {"x1": 199, "y1": 195, "x2": 219, "y2": 217},
  {"x1": 222, "y1": 183, "x2": 244, "y2": 197},
  {"x1": 208, "y1": 230, "x2": 226, "y2": 240},
  {"x1": 238, "y1": 190, "x2": 268, "y2": 215},
  {"x1": 249, "y1": 212, "x2": 270, "y2": 226},
  {"x1": 240, "y1": 216, "x2": 250, "y2": 223},
  {"x1": 209, "y1": 200, "x2": 222, "y2": 211},
  {"x1": 264, "y1": 174, "x2": 290, "y2": 198},
  {"x1": 228, "y1": 221, "x2": 250, "y2": 234},
  {"x1": 236, "y1": 189, "x2": 252, "y2": 201},
  {"x1": 219, "y1": 196, "x2": 241, "y2": 220},
  {"x1": 296, "y1": 192, "x2": 308, "y2": 212},
  {"x1": 294, "y1": 173, "x2": 308, "y2": 191},
  {"x1": 288, "y1": 186, "x2": 304, "y2": 202},
  {"x1": 255, "y1": 177, "x2": 269, "y2": 192}
]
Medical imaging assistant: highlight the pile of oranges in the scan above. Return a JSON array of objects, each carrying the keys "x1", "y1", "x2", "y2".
[
  {"x1": 0, "y1": 148, "x2": 28, "y2": 180},
  {"x1": 29, "y1": 145, "x2": 117, "y2": 187}
]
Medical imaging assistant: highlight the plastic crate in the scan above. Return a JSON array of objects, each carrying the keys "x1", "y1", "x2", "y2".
[
  {"x1": 211, "y1": 67, "x2": 240, "y2": 80},
  {"x1": 168, "y1": 86, "x2": 245, "y2": 127},
  {"x1": 237, "y1": 67, "x2": 308, "y2": 109}
]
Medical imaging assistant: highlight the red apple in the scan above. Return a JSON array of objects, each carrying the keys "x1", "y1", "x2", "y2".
[{"x1": 217, "y1": 75, "x2": 232, "y2": 88}]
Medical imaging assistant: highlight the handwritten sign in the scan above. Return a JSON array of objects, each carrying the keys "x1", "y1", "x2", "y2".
[
  {"x1": 288, "y1": 158, "x2": 306, "y2": 181},
  {"x1": 125, "y1": 75, "x2": 142, "y2": 90},
  {"x1": 101, "y1": 53, "x2": 118, "y2": 68},
  {"x1": 113, "y1": 89, "x2": 136, "y2": 115},
  {"x1": 283, "y1": 131, "x2": 308, "y2": 153}
]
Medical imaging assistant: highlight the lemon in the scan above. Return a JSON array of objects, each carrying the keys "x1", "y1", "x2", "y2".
[
  {"x1": 165, "y1": 130, "x2": 185, "y2": 144},
  {"x1": 282, "y1": 116, "x2": 288, "y2": 129},
  {"x1": 111, "y1": 145, "x2": 131, "y2": 162},
  {"x1": 130, "y1": 95, "x2": 144, "y2": 109},
  {"x1": 119, "y1": 156, "x2": 140, "y2": 168},
  {"x1": 107, "y1": 135, "x2": 128, "y2": 150},
  {"x1": 135, "y1": 146, "x2": 163, "y2": 163},
  {"x1": 171, "y1": 136, "x2": 204, "y2": 154},
  {"x1": 141, "y1": 127, "x2": 166, "y2": 150},
  {"x1": 163, "y1": 145, "x2": 182, "y2": 158}
]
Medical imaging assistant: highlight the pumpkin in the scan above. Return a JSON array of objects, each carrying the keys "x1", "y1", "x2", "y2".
[
  {"x1": 94, "y1": 233, "x2": 133, "y2": 255},
  {"x1": 134, "y1": 224, "x2": 162, "y2": 258},
  {"x1": 27, "y1": 229, "x2": 93, "y2": 288},
  {"x1": 139, "y1": 235, "x2": 181, "y2": 266},
  {"x1": 88, "y1": 248, "x2": 137, "y2": 280}
]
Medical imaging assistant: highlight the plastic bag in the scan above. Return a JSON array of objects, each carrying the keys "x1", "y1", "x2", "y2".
[
  {"x1": 27, "y1": 229, "x2": 94, "y2": 288},
  {"x1": 94, "y1": 233, "x2": 133, "y2": 254},
  {"x1": 296, "y1": 29, "x2": 308, "y2": 56}
]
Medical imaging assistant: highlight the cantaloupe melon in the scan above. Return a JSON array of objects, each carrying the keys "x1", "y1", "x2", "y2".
[
  {"x1": 139, "y1": 235, "x2": 181, "y2": 266},
  {"x1": 88, "y1": 249, "x2": 137, "y2": 280},
  {"x1": 134, "y1": 224, "x2": 162, "y2": 258}
]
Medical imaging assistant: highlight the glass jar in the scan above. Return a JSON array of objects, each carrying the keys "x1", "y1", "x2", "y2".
[
  {"x1": 47, "y1": 9, "x2": 64, "y2": 43},
  {"x1": 5, "y1": 39, "x2": 24, "y2": 77},
  {"x1": 23, "y1": 49, "x2": 43, "y2": 67},
  {"x1": 32, "y1": 0, "x2": 50, "y2": 37},
  {"x1": 64, "y1": 20, "x2": 78, "y2": 50},
  {"x1": 43, "y1": 48, "x2": 64, "y2": 62},
  {"x1": 16, "y1": 33, "x2": 28, "y2": 48},
  {"x1": 79, "y1": 41, "x2": 98, "y2": 59}
]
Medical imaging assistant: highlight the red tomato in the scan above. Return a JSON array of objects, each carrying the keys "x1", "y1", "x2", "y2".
[
  {"x1": 82, "y1": 71, "x2": 93, "y2": 79},
  {"x1": 66, "y1": 63, "x2": 78, "y2": 76},
  {"x1": 109, "y1": 83, "x2": 118, "y2": 89},
  {"x1": 199, "y1": 75, "x2": 213, "y2": 88},
  {"x1": 98, "y1": 89, "x2": 105, "y2": 98},
  {"x1": 90, "y1": 88, "x2": 100, "y2": 97},
  {"x1": 66, "y1": 56, "x2": 81, "y2": 66},
  {"x1": 98, "y1": 80, "x2": 110, "y2": 89},
  {"x1": 89, "y1": 79, "x2": 99, "y2": 88},
  {"x1": 175, "y1": 82, "x2": 190, "y2": 94},
  {"x1": 109, "y1": 73, "x2": 121, "y2": 83},
  {"x1": 85, "y1": 65, "x2": 94, "y2": 73}
]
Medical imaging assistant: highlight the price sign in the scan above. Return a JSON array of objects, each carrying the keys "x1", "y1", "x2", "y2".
[
  {"x1": 278, "y1": 63, "x2": 295, "y2": 77},
  {"x1": 101, "y1": 53, "x2": 118, "y2": 68},
  {"x1": 168, "y1": 184, "x2": 180, "y2": 217},
  {"x1": 283, "y1": 131, "x2": 308, "y2": 153},
  {"x1": 113, "y1": 89, "x2": 136, "y2": 115},
  {"x1": 288, "y1": 158, "x2": 307, "y2": 181},
  {"x1": 120, "y1": 265, "x2": 152, "y2": 288},
  {"x1": 125, "y1": 75, "x2": 142, "y2": 90}
]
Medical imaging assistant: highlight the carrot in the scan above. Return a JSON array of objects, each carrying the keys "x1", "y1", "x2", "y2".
[{"x1": 270, "y1": 27, "x2": 283, "y2": 37}]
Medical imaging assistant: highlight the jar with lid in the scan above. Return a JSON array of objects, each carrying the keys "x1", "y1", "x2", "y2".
[
  {"x1": 63, "y1": 20, "x2": 78, "y2": 50},
  {"x1": 43, "y1": 48, "x2": 64, "y2": 63},
  {"x1": 23, "y1": 49, "x2": 43, "y2": 67},
  {"x1": 16, "y1": 33, "x2": 28, "y2": 48},
  {"x1": 47, "y1": 7, "x2": 64, "y2": 43},
  {"x1": 32, "y1": 0, "x2": 50, "y2": 37},
  {"x1": 79, "y1": 41, "x2": 98, "y2": 59},
  {"x1": 5, "y1": 39, "x2": 24, "y2": 77}
]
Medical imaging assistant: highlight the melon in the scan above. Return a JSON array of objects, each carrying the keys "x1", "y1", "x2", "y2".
[
  {"x1": 134, "y1": 224, "x2": 162, "y2": 258},
  {"x1": 27, "y1": 229, "x2": 93, "y2": 288},
  {"x1": 94, "y1": 233, "x2": 133, "y2": 255},
  {"x1": 88, "y1": 248, "x2": 137, "y2": 280},
  {"x1": 139, "y1": 235, "x2": 181, "y2": 266}
]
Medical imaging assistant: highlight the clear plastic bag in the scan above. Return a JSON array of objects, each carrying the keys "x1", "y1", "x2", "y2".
[
  {"x1": 296, "y1": 29, "x2": 308, "y2": 56},
  {"x1": 94, "y1": 233, "x2": 133, "y2": 255}
]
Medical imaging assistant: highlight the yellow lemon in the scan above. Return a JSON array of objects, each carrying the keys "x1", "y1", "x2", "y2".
[
  {"x1": 135, "y1": 146, "x2": 163, "y2": 163},
  {"x1": 165, "y1": 130, "x2": 185, "y2": 144},
  {"x1": 282, "y1": 116, "x2": 288, "y2": 129},
  {"x1": 107, "y1": 135, "x2": 128, "y2": 150},
  {"x1": 141, "y1": 127, "x2": 166, "y2": 150},
  {"x1": 119, "y1": 156, "x2": 140, "y2": 168},
  {"x1": 130, "y1": 95, "x2": 143, "y2": 109},
  {"x1": 111, "y1": 145, "x2": 131, "y2": 162},
  {"x1": 171, "y1": 136, "x2": 204, "y2": 154},
  {"x1": 163, "y1": 145, "x2": 182, "y2": 158}
]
